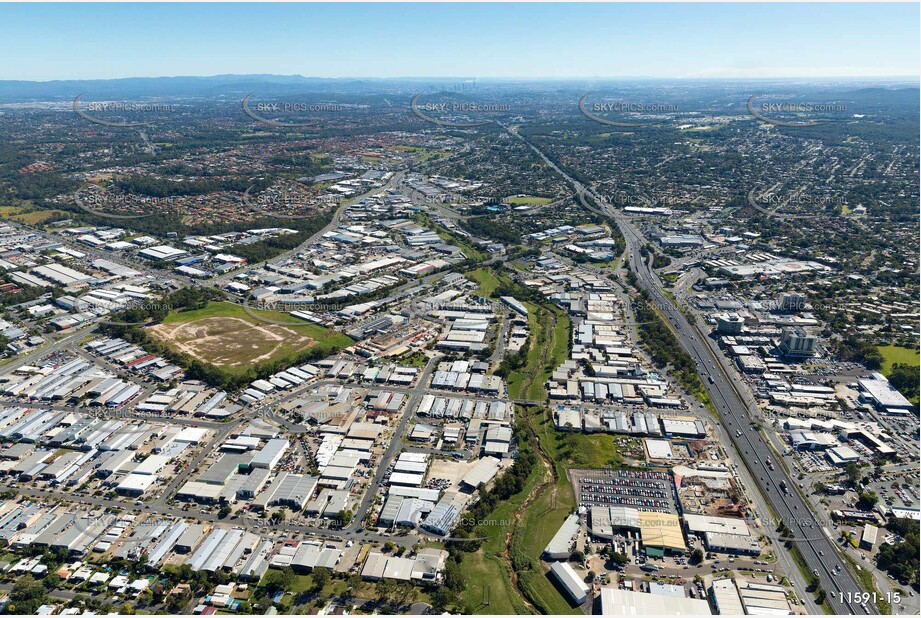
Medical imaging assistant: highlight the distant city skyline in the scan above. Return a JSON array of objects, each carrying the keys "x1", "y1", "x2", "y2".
[{"x1": 0, "y1": 3, "x2": 918, "y2": 81}]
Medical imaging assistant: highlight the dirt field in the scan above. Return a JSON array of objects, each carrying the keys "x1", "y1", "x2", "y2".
[{"x1": 148, "y1": 315, "x2": 317, "y2": 370}]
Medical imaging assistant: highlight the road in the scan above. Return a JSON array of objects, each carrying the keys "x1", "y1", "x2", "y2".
[
  {"x1": 209, "y1": 171, "x2": 405, "y2": 286},
  {"x1": 343, "y1": 353, "x2": 440, "y2": 534},
  {"x1": 506, "y1": 124, "x2": 873, "y2": 615}
]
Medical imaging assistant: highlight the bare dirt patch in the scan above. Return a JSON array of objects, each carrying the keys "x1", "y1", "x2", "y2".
[{"x1": 148, "y1": 316, "x2": 316, "y2": 369}]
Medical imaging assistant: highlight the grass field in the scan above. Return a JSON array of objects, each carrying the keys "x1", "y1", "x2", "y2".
[
  {"x1": 507, "y1": 303, "x2": 570, "y2": 401},
  {"x1": 878, "y1": 345, "x2": 920, "y2": 374},
  {"x1": 148, "y1": 301, "x2": 351, "y2": 375},
  {"x1": 255, "y1": 571, "x2": 429, "y2": 613},
  {"x1": 507, "y1": 407, "x2": 630, "y2": 614},
  {"x1": 466, "y1": 267, "x2": 503, "y2": 297},
  {"x1": 457, "y1": 462, "x2": 542, "y2": 614},
  {"x1": 414, "y1": 212, "x2": 486, "y2": 261},
  {"x1": 0, "y1": 204, "x2": 69, "y2": 225},
  {"x1": 532, "y1": 308, "x2": 570, "y2": 400},
  {"x1": 512, "y1": 409, "x2": 582, "y2": 614},
  {"x1": 505, "y1": 196, "x2": 553, "y2": 206}
]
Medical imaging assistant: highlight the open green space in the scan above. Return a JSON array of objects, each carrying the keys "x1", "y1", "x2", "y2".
[
  {"x1": 147, "y1": 300, "x2": 352, "y2": 379},
  {"x1": 456, "y1": 460, "x2": 542, "y2": 614},
  {"x1": 465, "y1": 267, "x2": 502, "y2": 297},
  {"x1": 0, "y1": 203, "x2": 69, "y2": 225},
  {"x1": 877, "y1": 345, "x2": 920, "y2": 374},
  {"x1": 505, "y1": 196, "x2": 553, "y2": 206},
  {"x1": 507, "y1": 302, "x2": 570, "y2": 401},
  {"x1": 512, "y1": 410, "x2": 583, "y2": 614},
  {"x1": 505, "y1": 406, "x2": 633, "y2": 614},
  {"x1": 414, "y1": 212, "x2": 486, "y2": 261}
]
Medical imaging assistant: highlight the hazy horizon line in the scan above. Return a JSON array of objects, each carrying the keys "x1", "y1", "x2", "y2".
[{"x1": 3, "y1": 73, "x2": 920, "y2": 83}]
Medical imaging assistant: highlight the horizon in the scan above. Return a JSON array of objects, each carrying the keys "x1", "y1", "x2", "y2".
[
  {"x1": 4, "y1": 73, "x2": 921, "y2": 83},
  {"x1": 1, "y1": 3, "x2": 918, "y2": 81}
]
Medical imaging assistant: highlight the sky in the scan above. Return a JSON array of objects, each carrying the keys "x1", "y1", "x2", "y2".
[{"x1": 0, "y1": 3, "x2": 918, "y2": 81}]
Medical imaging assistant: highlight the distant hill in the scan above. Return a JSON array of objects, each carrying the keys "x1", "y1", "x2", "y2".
[
  {"x1": 0, "y1": 74, "x2": 422, "y2": 101},
  {"x1": 840, "y1": 86, "x2": 920, "y2": 105},
  {"x1": 0, "y1": 74, "x2": 917, "y2": 104}
]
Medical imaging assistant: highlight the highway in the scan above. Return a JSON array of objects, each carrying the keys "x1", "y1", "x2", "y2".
[{"x1": 507, "y1": 125, "x2": 874, "y2": 615}]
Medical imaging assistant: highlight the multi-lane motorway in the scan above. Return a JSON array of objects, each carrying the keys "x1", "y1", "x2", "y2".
[{"x1": 507, "y1": 124, "x2": 875, "y2": 615}]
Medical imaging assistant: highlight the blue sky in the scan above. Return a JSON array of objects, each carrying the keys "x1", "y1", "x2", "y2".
[{"x1": 1, "y1": 3, "x2": 918, "y2": 80}]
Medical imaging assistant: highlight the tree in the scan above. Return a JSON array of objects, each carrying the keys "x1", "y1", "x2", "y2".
[
  {"x1": 41, "y1": 573, "x2": 61, "y2": 590},
  {"x1": 261, "y1": 567, "x2": 295, "y2": 594},
  {"x1": 570, "y1": 550, "x2": 586, "y2": 563},
  {"x1": 888, "y1": 363, "x2": 920, "y2": 400},
  {"x1": 610, "y1": 551, "x2": 630, "y2": 566},
  {"x1": 443, "y1": 559, "x2": 466, "y2": 594},
  {"x1": 856, "y1": 491, "x2": 878, "y2": 511},
  {"x1": 3, "y1": 575, "x2": 48, "y2": 615},
  {"x1": 375, "y1": 578, "x2": 399, "y2": 604},
  {"x1": 843, "y1": 462, "x2": 862, "y2": 487},
  {"x1": 690, "y1": 549, "x2": 704, "y2": 565},
  {"x1": 585, "y1": 570, "x2": 596, "y2": 583},
  {"x1": 430, "y1": 587, "x2": 455, "y2": 612},
  {"x1": 311, "y1": 567, "x2": 331, "y2": 593}
]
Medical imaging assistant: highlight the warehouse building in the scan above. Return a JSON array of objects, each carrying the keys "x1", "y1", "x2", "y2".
[
  {"x1": 709, "y1": 578, "x2": 745, "y2": 615},
  {"x1": 250, "y1": 439, "x2": 289, "y2": 469},
  {"x1": 176, "y1": 523, "x2": 208, "y2": 554},
  {"x1": 252, "y1": 472, "x2": 319, "y2": 511},
  {"x1": 857, "y1": 373, "x2": 915, "y2": 415},
  {"x1": 421, "y1": 493, "x2": 462, "y2": 536},
  {"x1": 684, "y1": 514, "x2": 759, "y2": 556},
  {"x1": 549, "y1": 561, "x2": 589, "y2": 605},
  {"x1": 137, "y1": 245, "x2": 188, "y2": 261},
  {"x1": 599, "y1": 587, "x2": 713, "y2": 615},
  {"x1": 638, "y1": 511, "x2": 686, "y2": 555},
  {"x1": 543, "y1": 513, "x2": 581, "y2": 560},
  {"x1": 860, "y1": 523, "x2": 879, "y2": 550},
  {"x1": 735, "y1": 580, "x2": 793, "y2": 614}
]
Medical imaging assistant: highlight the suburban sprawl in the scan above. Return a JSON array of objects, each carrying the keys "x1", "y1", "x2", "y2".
[{"x1": 0, "y1": 76, "x2": 916, "y2": 617}]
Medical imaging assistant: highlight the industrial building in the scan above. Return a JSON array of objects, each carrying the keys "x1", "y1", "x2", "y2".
[
  {"x1": 549, "y1": 561, "x2": 589, "y2": 605},
  {"x1": 599, "y1": 587, "x2": 713, "y2": 615},
  {"x1": 709, "y1": 578, "x2": 745, "y2": 615},
  {"x1": 543, "y1": 513, "x2": 581, "y2": 560},
  {"x1": 638, "y1": 511, "x2": 686, "y2": 555},
  {"x1": 735, "y1": 579, "x2": 793, "y2": 614},
  {"x1": 856, "y1": 373, "x2": 915, "y2": 415},
  {"x1": 860, "y1": 523, "x2": 879, "y2": 550},
  {"x1": 684, "y1": 514, "x2": 759, "y2": 556}
]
